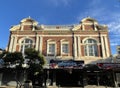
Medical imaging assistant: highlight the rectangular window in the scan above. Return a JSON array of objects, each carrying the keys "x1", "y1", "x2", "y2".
[
  {"x1": 49, "y1": 44, "x2": 55, "y2": 54},
  {"x1": 62, "y1": 44, "x2": 69, "y2": 53}
]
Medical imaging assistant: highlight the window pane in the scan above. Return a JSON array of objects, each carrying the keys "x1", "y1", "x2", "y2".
[
  {"x1": 84, "y1": 39, "x2": 98, "y2": 56},
  {"x1": 25, "y1": 39, "x2": 29, "y2": 43},
  {"x1": 21, "y1": 45, "x2": 24, "y2": 52},
  {"x1": 49, "y1": 44, "x2": 55, "y2": 54},
  {"x1": 25, "y1": 39, "x2": 33, "y2": 43},
  {"x1": 84, "y1": 45, "x2": 87, "y2": 56},
  {"x1": 84, "y1": 39, "x2": 96, "y2": 44},
  {"x1": 89, "y1": 45, "x2": 93, "y2": 56},
  {"x1": 21, "y1": 39, "x2": 33, "y2": 53},
  {"x1": 94, "y1": 45, "x2": 98, "y2": 56},
  {"x1": 62, "y1": 44, "x2": 68, "y2": 53}
]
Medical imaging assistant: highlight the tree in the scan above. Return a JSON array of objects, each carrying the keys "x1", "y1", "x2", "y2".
[
  {"x1": 2, "y1": 51, "x2": 23, "y2": 64},
  {"x1": 0, "y1": 50, "x2": 7, "y2": 59},
  {"x1": 25, "y1": 48, "x2": 45, "y2": 66},
  {"x1": 24, "y1": 48, "x2": 46, "y2": 86}
]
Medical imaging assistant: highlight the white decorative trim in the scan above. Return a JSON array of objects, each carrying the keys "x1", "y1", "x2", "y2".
[
  {"x1": 21, "y1": 25, "x2": 24, "y2": 31},
  {"x1": 13, "y1": 36, "x2": 17, "y2": 52},
  {"x1": 60, "y1": 40, "x2": 69, "y2": 55},
  {"x1": 32, "y1": 25, "x2": 35, "y2": 31},
  {"x1": 94, "y1": 22, "x2": 97, "y2": 31},
  {"x1": 39, "y1": 37, "x2": 43, "y2": 53},
  {"x1": 18, "y1": 37, "x2": 35, "y2": 44},
  {"x1": 72, "y1": 25, "x2": 81, "y2": 30},
  {"x1": 74, "y1": 36, "x2": 77, "y2": 58},
  {"x1": 9, "y1": 36, "x2": 14, "y2": 52},
  {"x1": 11, "y1": 34, "x2": 107, "y2": 37},
  {"x1": 82, "y1": 22, "x2": 98, "y2": 25},
  {"x1": 101, "y1": 36, "x2": 106, "y2": 58},
  {"x1": 104, "y1": 36, "x2": 110, "y2": 57},
  {"x1": 78, "y1": 36, "x2": 81, "y2": 58},
  {"x1": 47, "y1": 40, "x2": 56, "y2": 56},
  {"x1": 82, "y1": 37, "x2": 98, "y2": 43},
  {"x1": 35, "y1": 35, "x2": 39, "y2": 51},
  {"x1": 10, "y1": 25, "x2": 20, "y2": 31},
  {"x1": 81, "y1": 17, "x2": 98, "y2": 24}
]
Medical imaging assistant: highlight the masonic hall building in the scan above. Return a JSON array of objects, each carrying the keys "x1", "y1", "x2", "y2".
[{"x1": 7, "y1": 17, "x2": 111, "y2": 64}]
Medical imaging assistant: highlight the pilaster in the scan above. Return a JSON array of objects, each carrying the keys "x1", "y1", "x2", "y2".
[
  {"x1": 74, "y1": 36, "x2": 77, "y2": 59},
  {"x1": 9, "y1": 36, "x2": 14, "y2": 52},
  {"x1": 100, "y1": 36, "x2": 106, "y2": 58},
  {"x1": 104, "y1": 36, "x2": 110, "y2": 57},
  {"x1": 35, "y1": 35, "x2": 39, "y2": 51},
  {"x1": 13, "y1": 36, "x2": 17, "y2": 52},
  {"x1": 39, "y1": 36, "x2": 43, "y2": 54},
  {"x1": 78, "y1": 36, "x2": 81, "y2": 59}
]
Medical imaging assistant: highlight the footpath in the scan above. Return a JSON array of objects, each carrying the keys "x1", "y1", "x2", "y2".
[
  {"x1": 0, "y1": 85, "x2": 115, "y2": 88},
  {"x1": 46, "y1": 85, "x2": 114, "y2": 88}
]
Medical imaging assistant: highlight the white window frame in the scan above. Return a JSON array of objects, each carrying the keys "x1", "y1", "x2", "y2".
[
  {"x1": 61, "y1": 40, "x2": 69, "y2": 55},
  {"x1": 20, "y1": 38, "x2": 33, "y2": 54},
  {"x1": 84, "y1": 39, "x2": 98, "y2": 56},
  {"x1": 62, "y1": 43, "x2": 69, "y2": 54},
  {"x1": 47, "y1": 41, "x2": 56, "y2": 56}
]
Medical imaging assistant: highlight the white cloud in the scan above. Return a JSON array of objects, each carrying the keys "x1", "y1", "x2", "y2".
[
  {"x1": 107, "y1": 16, "x2": 120, "y2": 35},
  {"x1": 77, "y1": 0, "x2": 120, "y2": 34},
  {"x1": 110, "y1": 42, "x2": 119, "y2": 46},
  {"x1": 76, "y1": 0, "x2": 107, "y2": 22},
  {"x1": 109, "y1": 24, "x2": 120, "y2": 33},
  {"x1": 76, "y1": 0, "x2": 120, "y2": 49},
  {"x1": 110, "y1": 38, "x2": 120, "y2": 46},
  {"x1": 77, "y1": 7, "x2": 107, "y2": 23},
  {"x1": 89, "y1": 0, "x2": 102, "y2": 7},
  {"x1": 48, "y1": 0, "x2": 72, "y2": 7}
]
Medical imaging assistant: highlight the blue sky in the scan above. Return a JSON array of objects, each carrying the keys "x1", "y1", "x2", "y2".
[{"x1": 0, "y1": 0, "x2": 120, "y2": 55}]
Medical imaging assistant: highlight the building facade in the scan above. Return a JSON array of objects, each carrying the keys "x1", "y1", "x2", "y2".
[
  {"x1": 117, "y1": 45, "x2": 120, "y2": 54},
  {"x1": 7, "y1": 17, "x2": 111, "y2": 64}
]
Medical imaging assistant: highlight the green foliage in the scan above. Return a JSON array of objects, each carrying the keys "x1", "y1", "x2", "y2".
[
  {"x1": 3, "y1": 52, "x2": 23, "y2": 63},
  {"x1": 25, "y1": 48, "x2": 39, "y2": 60},
  {"x1": 25, "y1": 48, "x2": 45, "y2": 79},
  {"x1": 0, "y1": 51, "x2": 7, "y2": 59},
  {"x1": 25, "y1": 48, "x2": 45, "y2": 66},
  {"x1": 38, "y1": 54, "x2": 46, "y2": 65}
]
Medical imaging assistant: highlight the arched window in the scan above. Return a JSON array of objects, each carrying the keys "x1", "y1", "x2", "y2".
[
  {"x1": 84, "y1": 39, "x2": 98, "y2": 56},
  {"x1": 20, "y1": 38, "x2": 33, "y2": 54}
]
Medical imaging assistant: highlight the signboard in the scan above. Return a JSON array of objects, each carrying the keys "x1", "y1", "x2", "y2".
[
  {"x1": 49, "y1": 59, "x2": 84, "y2": 69},
  {"x1": 97, "y1": 63, "x2": 120, "y2": 69}
]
